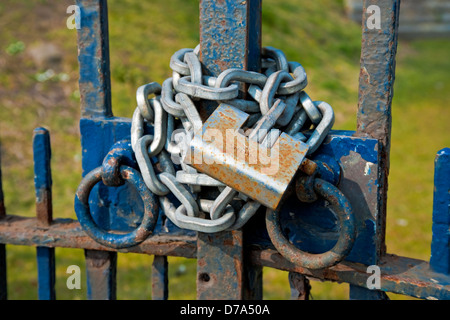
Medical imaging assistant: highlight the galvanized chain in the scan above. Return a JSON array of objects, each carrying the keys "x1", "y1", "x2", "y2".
[{"x1": 129, "y1": 45, "x2": 335, "y2": 233}]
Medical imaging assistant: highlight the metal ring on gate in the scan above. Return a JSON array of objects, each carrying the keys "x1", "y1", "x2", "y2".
[
  {"x1": 265, "y1": 178, "x2": 356, "y2": 269},
  {"x1": 74, "y1": 166, "x2": 159, "y2": 249}
]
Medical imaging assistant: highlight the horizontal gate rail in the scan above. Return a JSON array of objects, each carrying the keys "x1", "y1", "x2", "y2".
[{"x1": 0, "y1": 213, "x2": 449, "y2": 300}]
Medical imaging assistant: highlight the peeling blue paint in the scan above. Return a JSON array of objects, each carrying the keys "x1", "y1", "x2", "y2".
[
  {"x1": 430, "y1": 148, "x2": 450, "y2": 275},
  {"x1": 33, "y1": 128, "x2": 52, "y2": 193},
  {"x1": 80, "y1": 117, "x2": 194, "y2": 236}
]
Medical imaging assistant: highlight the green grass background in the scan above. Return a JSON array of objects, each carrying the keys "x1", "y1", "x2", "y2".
[{"x1": 0, "y1": 0, "x2": 449, "y2": 300}]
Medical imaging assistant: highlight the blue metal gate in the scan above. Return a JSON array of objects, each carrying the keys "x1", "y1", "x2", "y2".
[{"x1": 0, "y1": 0, "x2": 449, "y2": 300}]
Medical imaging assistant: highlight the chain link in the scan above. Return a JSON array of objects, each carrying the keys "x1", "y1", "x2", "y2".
[
  {"x1": 128, "y1": 45, "x2": 336, "y2": 233},
  {"x1": 73, "y1": 44, "x2": 358, "y2": 268}
]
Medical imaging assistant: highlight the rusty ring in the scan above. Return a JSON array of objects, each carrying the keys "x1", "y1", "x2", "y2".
[
  {"x1": 266, "y1": 178, "x2": 356, "y2": 269},
  {"x1": 74, "y1": 166, "x2": 158, "y2": 249}
]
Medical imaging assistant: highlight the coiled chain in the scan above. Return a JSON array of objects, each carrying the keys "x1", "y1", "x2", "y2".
[{"x1": 129, "y1": 45, "x2": 336, "y2": 233}]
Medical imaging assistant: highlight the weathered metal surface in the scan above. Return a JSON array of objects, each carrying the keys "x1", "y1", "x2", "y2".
[
  {"x1": 101, "y1": 140, "x2": 137, "y2": 187},
  {"x1": 196, "y1": 0, "x2": 263, "y2": 300},
  {"x1": 196, "y1": 231, "x2": 245, "y2": 300},
  {"x1": 188, "y1": 104, "x2": 308, "y2": 210},
  {"x1": 80, "y1": 117, "x2": 196, "y2": 238},
  {"x1": 430, "y1": 148, "x2": 450, "y2": 275},
  {"x1": 74, "y1": 166, "x2": 159, "y2": 249},
  {"x1": 85, "y1": 250, "x2": 116, "y2": 300},
  {"x1": 79, "y1": 122, "x2": 385, "y2": 293},
  {"x1": 0, "y1": 0, "x2": 439, "y2": 301},
  {"x1": 250, "y1": 249, "x2": 450, "y2": 300},
  {"x1": 33, "y1": 128, "x2": 56, "y2": 300},
  {"x1": 0, "y1": 216, "x2": 197, "y2": 257},
  {"x1": 349, "y1": 284, "x2": 389, "y2": 300},
  {"x1": 355, "y1": 0, "x2": 401, "y2": 255},
  {"x1": 246, "y1": 133, "x2": 382, "y2": 266},
  {"x1": 354, "y1": 0, "x2": 401, "y2": 300},
  {"x1": 36, "y1": 247, "x2": 56, "y2": 300},
  {"x1": 152, "y1": 256, "x2": 169, "y2": 300},
  {"x1": 33, "y1": 128, "x2": 53, "y2": 226},
  {"x1": 76, "y1": 0, "x2": 116, "y2": 300},
  {"x1": 266, "y1": 178, "x2": 356, "y2": 269},
  {"x1": 0, "y1": 215, "x2": 449, "y2": 299},
  {"x1": 198, "y1": 0, "x2": 262, "y2": 120},
  {"x1": 76, "y1": 0, "x2": 112, "y2": 118},
  {"x1": 288, "y1": 272, "x2": 310, "y2": 300}
]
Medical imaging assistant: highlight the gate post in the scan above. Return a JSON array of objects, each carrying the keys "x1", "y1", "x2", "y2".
[
  {"x1": 76, "y1": 0, "x2": 117, "y2": 300},
  {"x1": 196, "y1": 0, "x2": 263, "y2": 300},
  {"x1": 351, "y1": 0, "x2": 400, "y2": 300}
]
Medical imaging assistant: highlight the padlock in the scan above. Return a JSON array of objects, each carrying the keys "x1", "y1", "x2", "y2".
[{"x1": 185, "y1": 103, "x2": 309, "y2": 210}]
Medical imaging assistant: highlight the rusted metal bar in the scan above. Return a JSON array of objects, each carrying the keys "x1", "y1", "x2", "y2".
[
  {"x1": 288, "y1": 272, "x2": 310, "y2": 300},
  {"x1": 76, "y1": 0, "x2": 112, "y2": 118},
  {"x1": 198, "y1": 0, "x2": 261, "y2": 120},
  {"x1": 353, "y1": 0, "x2": 401, "y2": 300},
  {"x1": 33, "y1": 128, "x2": 56, "y2": 300},
  {"x1": 355, "y1": 0, "x2": 401, "y2": 254},
  {"x1": 152, "y1": 256, "x2": 169, "y2": 300},
  {"x1": 0, "y1": 216, "x2": 197, "y2": 257},
  {"x1": 0, "y1": 147, "x2": 6, "y2": 300},
  {"x1": 250, "y1": 249, "x2": 450, "y2": 300},
  {"x1": 430, "y1": 148, "x2": 450, "y2": 275},
  {"x1": 76, "y1": 0, "x2": 116, "y2": 300},
  {"x1": 33, "y1": 128, "x2": 53, "y2": 227},
  {"x1": 0, "y1": 215, "x2": 448, "y2": 299},
  {"x1": 197, "y1": 0, "x2": 263, "y2": 300},
  {"x1": 85, "y1": 250, "x2": 116, "y2": 300}
]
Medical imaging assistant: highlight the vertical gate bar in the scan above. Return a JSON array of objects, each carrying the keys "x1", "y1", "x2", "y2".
[
  {"x1": 355, "y1": 0, "x2": 401, "y2": 254},
  {"x1": 198, "y1": 0, "x2": 262, "y2": 121},
  {"x1": 36, "y1": 248, "x2": 56, "y2": 300},
  {"x1": 76, "y1": 0, "x2": 113, "y2": 118},
  {"x1": 197, "y1": 0, "x2": 262, "y2": 300},
  {"x1": 33, "y1": 128, "x2": 56, "y2": 300},
  {"x1": 33, "y1": 128, "x2": 53, "y2": 227},
  {"x1": 76, "y1": 0, "x2": 117, "y2": 300},
  {"x1": 352, "y1": 0, "x2": 400, "y2": 300},
  {"x1": 152, "y1": 256, "x2": 169, "y2": 300},
  {"x1": 430, "y1": 148, "x2": 450, "y2": 275},
  {"x1": 288, "y1": 272, "x2": 311, "y2": 300},
  {"x1": 85, "y1": 250, "x2": 117, "y2": 300},
  {"x1": 0, "y1": 146, "x2": 7, "y2": 300}
]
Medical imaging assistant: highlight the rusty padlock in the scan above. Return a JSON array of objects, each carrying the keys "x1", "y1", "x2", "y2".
[{"x1": 185, "y1": 103, "x2": 309, "y2": 210}]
